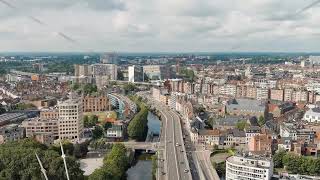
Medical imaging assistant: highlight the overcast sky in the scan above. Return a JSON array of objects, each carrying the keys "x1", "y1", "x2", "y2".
[{"x1": 0, "y1": 0, "x2": 319, "y2": 52}]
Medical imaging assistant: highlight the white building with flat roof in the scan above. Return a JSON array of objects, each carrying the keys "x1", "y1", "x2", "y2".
[
  {"x1": 58, "y1": 98, "x2": 83, "y2": 141},
  {"x1": 226, "y1": 155, "x2": 274, "y2": 180},
  {"x1": 303, "y1": 107, "x2": 320, "y2": 123}
]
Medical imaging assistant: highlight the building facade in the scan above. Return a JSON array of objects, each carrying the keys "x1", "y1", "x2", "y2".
[
  {"x1": 58, "y1": 99, "x2": 83, "y2": 141},
  {"x1": 226, "y1": 155, "x2": 274, "y2": 180}
]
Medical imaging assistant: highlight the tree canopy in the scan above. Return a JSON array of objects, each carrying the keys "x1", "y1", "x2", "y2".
[
  {"x1": 273, "y1": 151, "x2": 320, "y2": 176},
  {"x1": 236, "y1": 120, "x2": 249, "y2": 130},
  {"x1": 84, "y1": 115, "x2": 99, "y2": 128},
  {"x1": 127, "y1": 97, "x2": 149, "y2": 141},
  {"x1": 89, "y1": 143, "x2": 129, "y2": 180},
  {"x1": 0, "y1": 139, "x2": 84, "y2": 180}
]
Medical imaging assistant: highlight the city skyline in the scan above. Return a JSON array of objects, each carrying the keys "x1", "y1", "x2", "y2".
[{"x1": 0, "y1": 0, "x2": 320, "y2": 52}]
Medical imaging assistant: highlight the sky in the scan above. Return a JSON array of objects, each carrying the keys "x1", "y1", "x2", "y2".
[{"x1": 0, "y1": 0, "x2": 320, "y2": 52}]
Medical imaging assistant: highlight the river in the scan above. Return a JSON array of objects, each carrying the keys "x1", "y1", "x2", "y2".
[{"x1": 127, "y1": 111, "x2": 160, "y2": 180}]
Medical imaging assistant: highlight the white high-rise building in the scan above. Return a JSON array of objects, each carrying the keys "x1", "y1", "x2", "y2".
[
  {"x1": 128, "y1": 65, "x2": 143, "y2": 82},
  {"x1": 58, "y1": 98, "x2": 83, "y2": 141},
  {"x1": 226, "y1": 155, "x2": 274, "y2": 180}
]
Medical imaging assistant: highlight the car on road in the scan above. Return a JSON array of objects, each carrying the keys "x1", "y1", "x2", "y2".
[
  {"x1": 184, "y1": 169, "x2": 189, "y2": 173},
  {"x1": 176, "y1": 143, "x2": 180, "y2": 147},
  {"x1": 161, "y1": 172, "x2": 166, "y2": 175}
]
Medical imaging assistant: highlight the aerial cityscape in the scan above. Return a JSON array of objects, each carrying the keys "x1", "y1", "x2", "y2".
[{"x1": 1, "y1": 0, "x2": 320, "y2": 180}]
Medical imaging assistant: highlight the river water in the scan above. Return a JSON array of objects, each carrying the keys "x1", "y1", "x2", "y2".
[{"x1": 127, "y1": 111, "x2": 160, "y2": 180}]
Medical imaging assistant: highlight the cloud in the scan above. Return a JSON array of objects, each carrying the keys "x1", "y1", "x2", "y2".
[{"x1": 0, "y1": 0, "x2": 320, "y2": 52}]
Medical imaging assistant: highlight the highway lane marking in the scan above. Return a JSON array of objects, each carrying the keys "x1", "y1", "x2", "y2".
[
  {"x1": 170, "y1": 111, "x2": 181, "y2": 180},
  {"x1": 172, "y1": 111, "x2": 193, "y2": 180}
]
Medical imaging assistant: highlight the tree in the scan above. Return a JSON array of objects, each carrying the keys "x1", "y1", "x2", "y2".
[
  {"x1": 84, "y1": 115, "x2": 99, "y2": 128},
  {"x1": 12, "y1": 103, "x2": 36, "y2": 110},
  {"x1": 273, "y1": 150, "x2": 286, "y2": 168},
  {"x1": 73, "y1": 141, "x2": 89, "y2": 158},
  {"x1": 103, "y1": 122, "x2": 112, "y2": 131},
  {"x1": 0, "y1": 105, "x2": 5, "y2": 115},
  {"x1": 236, "y1": 120, "x2": 249, "y2": 130},
  {"x1": 89, "y1": 143, "x2": 129, "y2": 180},
  {"x1": 123, "y1": 83, "x2": 136, "y2": 94},
  {"x1": 92, "y1": 126, "x2": 103, "y2": 139},
  {"x1": 127, "y1": 100, "x2": 149, "y2": 141},
  {"x1": 71, "y1": 83, "x2": 80, "y2": 91},
  {"x1": 258, "y1": 116, "x2": 265, "y2": 127},
  {"x1": 0, "y1": 139, "x2": 84, "y2": 180},
  {"x1": 214, "y1": 161, "x2": 226, "y2": 177},
  {"x1": 83, "y1": 84, "x2": 97, "y2": 95},
  {"x1": 83, "y1": 115, "x2": 89, "y2": 128}
]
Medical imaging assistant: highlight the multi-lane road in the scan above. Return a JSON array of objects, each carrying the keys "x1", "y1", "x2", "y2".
[
  {"x1": 138, "y1": 91, "x2": 219, "y2": 180},
  {"x1": 139, "y1": 92, "x2": 192, "y2": 180}
]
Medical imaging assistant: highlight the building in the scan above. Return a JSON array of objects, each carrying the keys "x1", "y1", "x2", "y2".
[
  {"x1": 40, "y1": 109, "x2": 59, "y2": 120},
  {"x1": 292, "y1": 90, "x2": 308, "y2": 102},
  {"x1": 248, "y1": 134, "x2": 273, "y2": 154},
  {"x1": 21, "y1": 118, "x2": 59, "y2": 139},
  {"x1": 58, "y1": 98, "x2": 83, "y2": 141},
  {"x1": 74, "y1": 64, "x2": 91, "y2": 77},
  {"x1": 100, "y1": 52, "x2": 118, "y2": 64},
  {"x1": 226, "y1": 99, "x2": 266, "y2": 117},
  {"x1": 284, "y1": 88, "x2": 293, "y2": 101},
  {"x1": 226, "y1": 155, "x2": 274, "y2": 180},
  {"x1": 143, "y1": 65, "x2": 165, "y2": 80},
  {"x1": 270, "y1": 89, "x2": 284, "y2": 101},
  {"x1": 256, "y1": 88, "x2": 269, "y2": 100},
  {"x1": 82, "y1": 95, "x2": 110, "y2": 112},
  {"x1": 0, "y1": 124, "x2": 25, "y2": 144},
  {"x1": 92, "y1": 64, "x2": 118, "y2": 80},
  {"x1": 128, "y1": 65, "x2": 143, "y2": 82},
  {"x1": 309, "y1": 56, "x2": 320, "y2": 65},
  {"x1": 33, "y1": 133, "x2": 55, "y2": 145},
  {"x1": 197, "y1": 129, "x2": 224, "y2": 146},
  {"x1": 106, "y1": 124, "x2": 123, "y2": 139},
  {"x1": 303, "y1": 107, "x2": 320, "y2": 123}
]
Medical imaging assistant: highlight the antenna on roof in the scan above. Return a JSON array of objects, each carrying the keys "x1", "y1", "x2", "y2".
[
  {"x1": 60, "y1": 142, "x2": 70, "y2": 180},
  {"x1": 35, "y1": 152, "x2": 49, "y2": 180}
]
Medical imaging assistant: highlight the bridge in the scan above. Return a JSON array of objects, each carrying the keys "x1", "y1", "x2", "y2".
[{"x1": 108, "y1": 142, "x2": 162, "y2": 151}]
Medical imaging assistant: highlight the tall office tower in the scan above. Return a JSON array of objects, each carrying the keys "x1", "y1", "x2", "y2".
[
  {"x1": 100, "y1": 52, "x2": 118, "y2": 64},
  {"x1": 91, "y1": 64, "x2": 118, "y2": 80},
  {"x1": 128, "y1": 65, "x2": 143, "y2": 82},
  {"x1": 74, "y1": 64, "x2": 91, "y2": 76},
  {"x1": 58, "y1": 98, "x2": 83, "y2": 141}
]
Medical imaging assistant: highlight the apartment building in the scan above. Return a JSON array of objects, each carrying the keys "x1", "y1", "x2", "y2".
[
  {"x1": 248, "y1": 134, "x2": 273, "y2": 154},
  {"x1": 246, "y1": 86, "x2": 257, "y2": 99},
  {"x1": 82, "y1": 95, "x2": 110, "y2": 112},
  {"x1": 58, "y1": 98, "x2": 83, "y2": 141},
  {"x1": 270, "y1": 89, "x2": 284, "y2": 101},
  {"x1": 256, "y1": 88, "x2": 269, "y2": 100},
  {"x1": 21, "y1": 118, "x2": 59, "y2": 139},
  {"x1": 197, "y1": 129, "x2": 224, "y2": 145},
  {"x1": 292, "y1": 90, "x2": 308, "y2": 102},
  {"x1": 226, "y1": 99, "x2": 266, "y2": 117},
  {"x1": 40, "y1": 109, "x2": 59, "y2": 120},
  {"x1": 226, "y1": 155, "x2": 274, "y2": 180},
  {"x1": 92, "y1": 63, "x2": 118, "y2": 80},
  {"x1": 284, "y1": 88, "x2": 293, "y2": 101},
  {"x1": 303, "y1": 107, "x2": 320, "y2": 123},
  {"x1": 0, "y1": 124, "x2": 25, "y2": 144}
]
